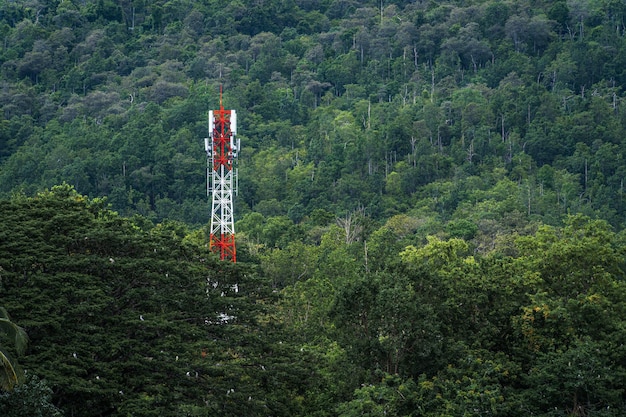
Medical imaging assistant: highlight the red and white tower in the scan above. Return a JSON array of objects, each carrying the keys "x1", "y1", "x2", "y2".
[{"x1": 205, "y1": 89, "x2": 239, "y2": 262}]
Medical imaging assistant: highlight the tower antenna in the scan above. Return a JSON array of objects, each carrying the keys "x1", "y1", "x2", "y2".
[{"x1": 205, "y1": 87, "x2": 239, "y2": 262}]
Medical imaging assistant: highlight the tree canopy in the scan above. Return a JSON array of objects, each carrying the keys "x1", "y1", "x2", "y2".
[{"x1": 1, "y1": 0, "x2": 626, "y2": 415}]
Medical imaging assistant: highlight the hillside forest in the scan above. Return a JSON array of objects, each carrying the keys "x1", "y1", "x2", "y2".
[{"x1": 1, "y1": 0, "x2": 626, "y2": 416}]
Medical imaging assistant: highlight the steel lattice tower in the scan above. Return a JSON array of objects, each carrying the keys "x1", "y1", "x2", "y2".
[{"x1": 205, "y1": 90, "x2": 239, "y2": 262}]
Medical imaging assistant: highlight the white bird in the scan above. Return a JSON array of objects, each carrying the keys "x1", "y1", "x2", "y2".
[
  {"x1": 140, "y1": 315, "x2": 144, "y2": 321},
  {"x1": 72, "y1": 352, "x2": 77, "y2": 359}
]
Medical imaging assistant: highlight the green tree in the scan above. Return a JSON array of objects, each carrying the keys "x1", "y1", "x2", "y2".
[
  {"x1": 0, "y1": 374, "x2": 63, "y2": 417},
  {"x1": 0, "y1": 185, "x2": 321, "y2": 417},
  {"x1": 510, "y1": 216, "x2": 626, "y2": 415}
]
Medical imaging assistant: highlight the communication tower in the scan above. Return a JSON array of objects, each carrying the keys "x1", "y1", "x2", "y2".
[{"x1": 205, "y1": 89, "x2": 239, "y2": 262}]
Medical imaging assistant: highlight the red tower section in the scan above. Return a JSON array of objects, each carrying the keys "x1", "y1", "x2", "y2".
[{"x1": 205, "y1": 90, "x2": 239, "y2": 262}]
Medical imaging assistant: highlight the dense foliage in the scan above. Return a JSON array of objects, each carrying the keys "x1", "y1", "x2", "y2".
[
  {"x1": 0, "y1": 375, "x2": 62, "y2": 417},
  {"x1": 0, "y1": 185, "x2": 325, "y2": 416},
  {"x1": 1, "y1": 0, "x2": 626, "y2": 415},
  {"x1": 2, "y1": 0, "x2": 626, "y2": 232}
]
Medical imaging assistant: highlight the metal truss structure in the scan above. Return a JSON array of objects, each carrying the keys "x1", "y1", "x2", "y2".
[{"x1": 205, "y1": 90, "x2": 239, "y2": 262}]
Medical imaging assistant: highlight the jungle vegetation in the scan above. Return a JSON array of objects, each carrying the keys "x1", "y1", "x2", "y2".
[{"x1": 1, "y1": 0, "x2": 626, "y2": 415}]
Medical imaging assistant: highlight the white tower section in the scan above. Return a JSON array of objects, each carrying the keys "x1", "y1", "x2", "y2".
[{"x1": 205, "y1": 96, "x2": 238, "y2": 262}]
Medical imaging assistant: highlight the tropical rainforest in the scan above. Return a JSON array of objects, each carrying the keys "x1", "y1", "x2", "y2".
[{"x1": 1, "y1": 0, "x2": 626, "y2": 416}]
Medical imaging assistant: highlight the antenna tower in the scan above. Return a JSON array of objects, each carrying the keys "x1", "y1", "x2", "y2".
[{"x1": 205, "y1": 87, "x2": 239, "y2": 262}]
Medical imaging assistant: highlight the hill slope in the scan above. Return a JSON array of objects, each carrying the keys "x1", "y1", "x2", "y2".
[{"x1": 1, "y1": 0, "x2": 626, "y2": 237}]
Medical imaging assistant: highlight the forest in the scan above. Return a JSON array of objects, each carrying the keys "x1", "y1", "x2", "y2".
[{"x1": 0, "y1": 0, "x2": 626, "y2": 415}]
